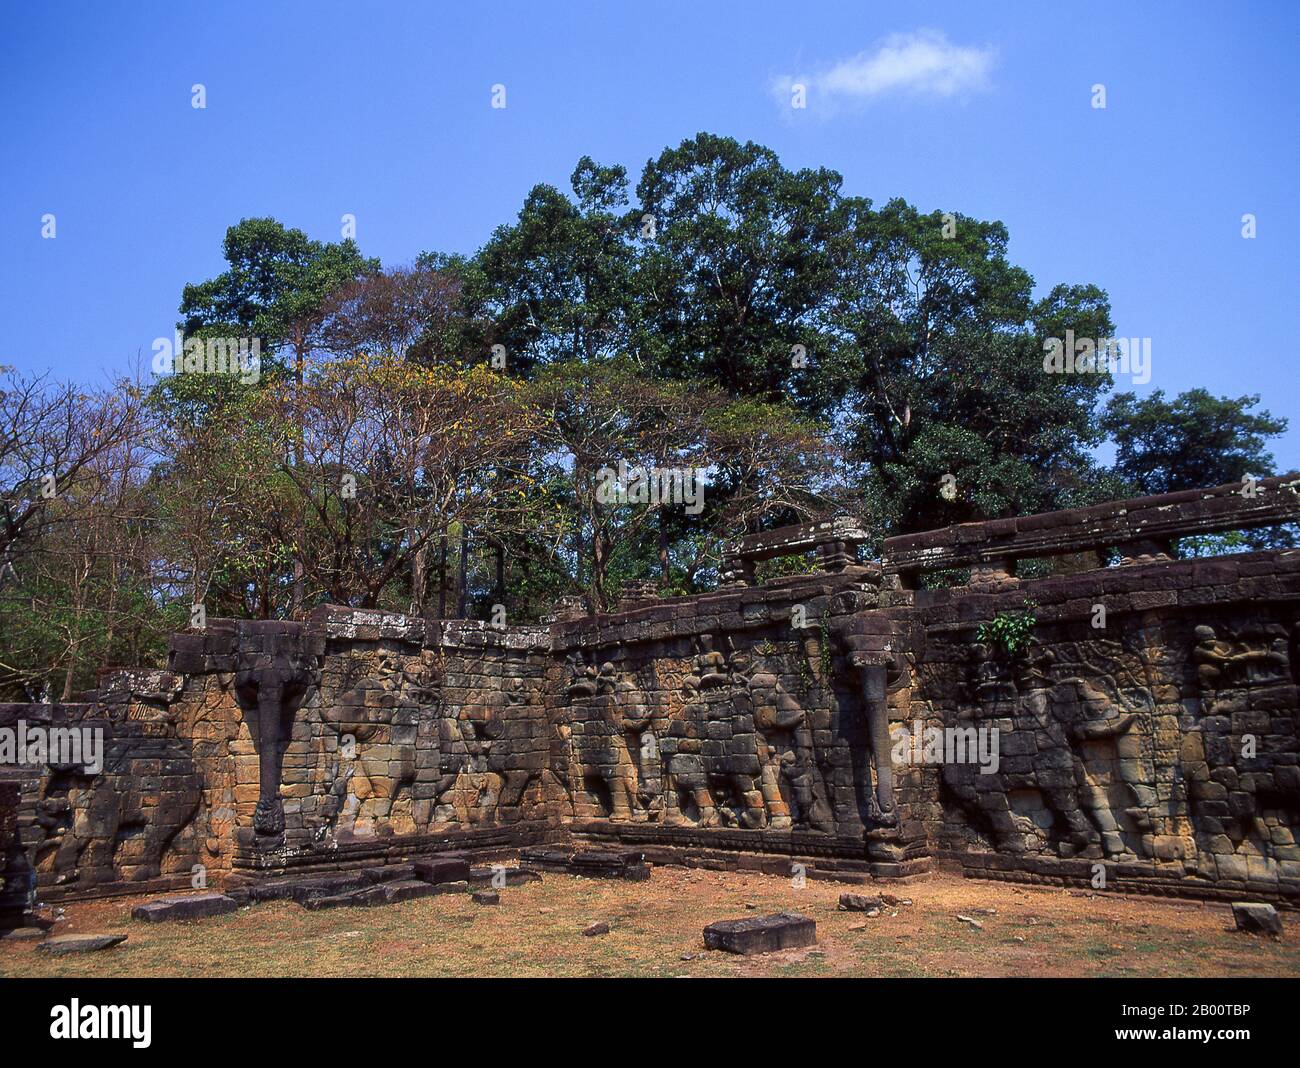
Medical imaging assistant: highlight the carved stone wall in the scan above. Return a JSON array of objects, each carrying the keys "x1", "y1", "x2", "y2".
[
  {"x1": 2, "y1": 481, "x2": 1299, "y2": 909},
  {"x1": 896, "y1": 550, "x2": 1300, "y2": 903},
  {"x1": 545, "y1": 574, "x2": 927, "y2": 879},
  {"x1": 0, "y1": 700, "x2": 206, "y2": 907}
]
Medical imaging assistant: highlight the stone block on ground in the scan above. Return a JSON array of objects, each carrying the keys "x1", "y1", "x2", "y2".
[
  {"x1": 381, "y1": 879, "x2": 442, "y2": 904},
  {"x1": 471, "y1": 890, "x2": 500, "y2": 905},
  {"x1": 299, "y1": 885, "x2": 392, "y2": 910},
  {"x1": 131, "y1": 892, "x2": 239, "y2": 923},
  {"x1": 37, "y1": 933, "x2": 128, "y2": 955},
  {"x1": 838, "y1": 893, "x2": 883, "y2": 912},
  {"x1": 288, "y1": 875, "x2": 372, "y2": 905},
  {"x1": 469, "y1": 866, "x2": 541, "y2": 887},
  {"x1": 1232, "y1": 901, "x2": 1283, "y2": 935},
  {"x1": 414, "y1": 856, "x2": 472, "y2": 884},
  {"x1": 703, "y1": 912, "x2": 816, "y2": 955},
  {"x1": 361, "y1": 863, "x2": 416, "y2": 885}
]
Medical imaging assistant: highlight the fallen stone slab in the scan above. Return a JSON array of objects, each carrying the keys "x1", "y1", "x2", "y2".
[
  {"x1": 37, "y1": 933, "x2": 128, "y2": 955},
  {"x1": 703, "y1": 912, "x2": 816, "y2": 955},
  {"x1": 288, "y1": 875, "x2": 373, "y2": 906},
  {"x1": 583, "y1": 922, "x2": 609, "y2": 936},
  {"x1": 1, "y1": 927, "x2": 45, "y2": 941},
  {"x1": 471, "y1": 890, "x2": 500, "y2": 905},
  {"x1": 519, "y1": 846, "x2": 574, "y2": 870},
  {"x1": 532, "y1": 849, "x2": 650, "y2": 881},
  {"x1": 469, "y1": 866, "x2": 542, "y2": 888},
  {"x1": 361, "y1": 863, "x2": 416, "y2": 885},
  {"x1": 838, "y1": 893, "x2": 883, "y2": 912},
  {"x1": 132, "y1": 892, "x2": 239, "y2": 923},
  {"x1": 381, "y1": 879, "x2": 442, "y2": 904},
  {"x1": 414, "y1": 856, "x2": 472, "y2": 884},
  {"x1": 1232, "y1": 902, "x2": 1283, "y2": 935},
  {"x1": 300, "y1": 886, "x2": 390, "y2": 911}
]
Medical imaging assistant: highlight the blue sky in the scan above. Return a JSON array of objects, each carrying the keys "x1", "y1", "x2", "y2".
[{"x1": 2, "y1": 1, "x2": 1297, "y2": 465}]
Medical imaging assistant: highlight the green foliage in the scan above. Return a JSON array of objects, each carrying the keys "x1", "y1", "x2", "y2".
[
  {"x1": 1101, "y1": 388, "x2": 1286, "y2": 495},
  {"x1": 976, "y1": 602, "x2": 1039, "y2": 658},
  {"x1": 3, "y1": 129, "x2": 1292, "y2": 700}
]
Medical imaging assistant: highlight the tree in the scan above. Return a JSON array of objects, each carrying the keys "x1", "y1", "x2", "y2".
[
  {"x1": 0, "y1": 369, "x2": 151, "y2": 578},
  {"x1": 0, "y1": 370, "x2": 172, "y2": 699},
  {"x1": 177, "y1": 218, "x2": 378, "y2": 611},
  {"x1": 1101, "y1": 388, "x2": 1288, "y2": 494},
  {"x1": 633, "y1": 133, "x2": 848, "y2": 411},
  {"x1": 265, "y1": 354, "x2": 537, "y2": 611},
  {"x1": 179, "y1": 218, "x2": 378, "y2": 382},
  {"x1": 473, "y1": 158, "x2": 638, "y2": 375},
  {"x1": 827, "y1": 196, "x2": 1119, "y2": 533}
]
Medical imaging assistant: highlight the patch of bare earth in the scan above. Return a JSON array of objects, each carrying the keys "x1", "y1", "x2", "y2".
[{"x1": 2, "y1": 869, "x2": 1296, "y2": 978}]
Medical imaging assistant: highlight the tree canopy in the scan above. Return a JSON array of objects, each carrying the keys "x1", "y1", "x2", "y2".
[{"x1": 1, "y1": 133, "x2": 1291, "y2": 697}]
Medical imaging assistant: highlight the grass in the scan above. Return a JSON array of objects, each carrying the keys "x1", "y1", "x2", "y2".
[{"x1": 3, "y1": 868, "x2": 1297, "y2": 979}]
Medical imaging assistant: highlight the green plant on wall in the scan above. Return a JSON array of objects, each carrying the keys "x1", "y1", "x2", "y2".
[{"x1": 976, "y1": 601, "x2": 1038, "y2": 657}]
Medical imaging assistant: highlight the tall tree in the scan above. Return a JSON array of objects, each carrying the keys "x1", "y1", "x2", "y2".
[
  {"x1": 474, "y1": 158, "x2": 637, "y2": 375},
  {"x1": 1101, "y1": 388, "x2": 1288, "y2": 494},
  {"x1": 177, "y1": 218, "x2": 378, "y2": 612},
  {"x1": 827, "y1": 197, "x2": 1118, "y2": 533},
  {"x1": 633, "y1": 133, "x2": 848, "y2": 412}
]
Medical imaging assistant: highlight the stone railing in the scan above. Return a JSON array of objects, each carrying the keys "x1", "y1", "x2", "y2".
[
  {"x1": 881, "y1": 474, "x2": 1300, "y2": 589},
  {"x1": 719, "y1": 513, "x2": 873, "y2": 586}
]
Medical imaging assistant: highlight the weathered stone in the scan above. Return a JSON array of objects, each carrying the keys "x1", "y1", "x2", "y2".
[
  {"x1": 37, "y1": 933, "x2": 128, "y2": 955},
  {"x1": 702, "y1": 912, "x2": 816, "y2": 954},
  {"x1": 471, "y1": 890, "x2": 500, "y2": 905},
  {"x1": 7, "y1": 475, "x2": 1300, "y2": 915},
  {"x1": 382, "y1": 879, "x2": 442, "y2": 904},
  {"x1": 583, "y1": 922, "x2": 610, "y2": 936},
  {"x1": 1232, "y1": 902, "x2": 1283, "y2": 935},
  {"x1": 132, "y1": 892, "x2": 239, "y2": 923},
  {"x1": 838, "y1": 893, "x2": 883, "y2": 912},
  {"x1": 414, "y1": 856, "x2": 471, "y2": 884}
]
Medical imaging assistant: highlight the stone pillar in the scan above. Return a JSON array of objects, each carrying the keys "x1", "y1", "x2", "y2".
[
  {"x1": 718, "y1": 553, "x2": 754, "y2": 588},
  {"x1": 616, "y1": 579, "x2": 660, "y2": 611},
  {"x1": 968, "y1": 557, "x2": 1018, "y2": 589},
  {"x1": 816, "y1": 539, "x2": 856, "y2": 573},
  {"x1": 858, "y1": 662, "x2": 896, "y2": 822},
  {"x1": 253, "y1": 677, "x2": 285, "y2": 837},
  {"x1": 840, "y1": 616, "x2": 902, "y2": 827}
]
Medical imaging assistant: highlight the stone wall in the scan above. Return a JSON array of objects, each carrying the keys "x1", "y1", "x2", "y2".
[
  {"x1": 2, "y1": 477, "x2": 1299, "y2": 910},
  {"x1": 892, "y1": 550, "x2": 1300, "y2": 904}
]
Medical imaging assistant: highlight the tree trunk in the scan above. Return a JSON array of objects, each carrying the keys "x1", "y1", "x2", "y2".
[
  {"x1": 291, "y1": 334, "x2": 306, "y2": 616},
  {"x1": 657, "y1": 507, "x2": 671, "y2": 585},
  {"x1": 410, "y1": 535, "x2": 428, "y2": 614},
  {"x1": 436, "y1": 533, "x2": 448, "y2": 619},
  {"x1": 456, "y1": 525, "x2": 469, "y2": 618}
]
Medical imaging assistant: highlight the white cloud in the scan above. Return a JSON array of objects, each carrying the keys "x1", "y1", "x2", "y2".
[{"x1": 774, "y1": 30, "x2": 996, "y2": 109}]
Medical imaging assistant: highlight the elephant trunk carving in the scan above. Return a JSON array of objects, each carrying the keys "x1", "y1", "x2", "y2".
[
  {"x1": 837, "y1": 615, "x2": 903, "y2": 827},
  {"x1": 233, "y1": 623, "x2": 320, "y2": 842},
  {"x1": 859, "y1": 661, "x2": 896, "y2": 819},
  {"x1": 254, "y1": 677, "x2": 286, "y2": 835}
]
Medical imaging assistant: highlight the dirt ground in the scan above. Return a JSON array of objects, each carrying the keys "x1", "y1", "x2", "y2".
[{"x1": 3, "y1": 867, "x2": 1297, "y2": 978}]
